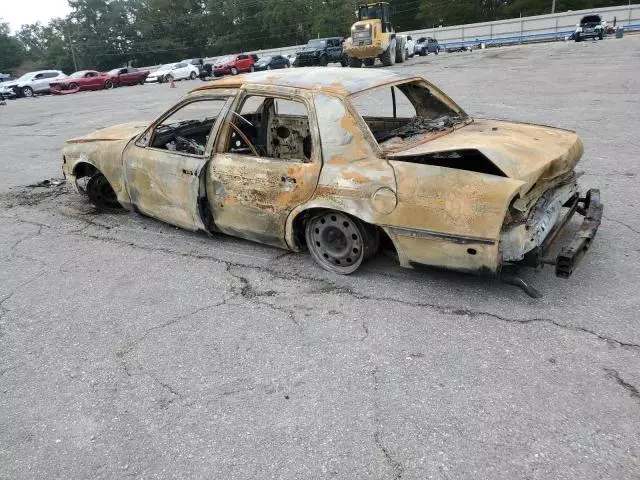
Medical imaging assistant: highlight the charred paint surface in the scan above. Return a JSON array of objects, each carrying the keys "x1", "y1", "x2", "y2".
[{"x1": 62, "y1": 68, "x2": 597, "y2": 277}]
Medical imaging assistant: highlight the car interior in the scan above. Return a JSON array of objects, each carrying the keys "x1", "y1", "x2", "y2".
[
  {"x1": 225, "y1": 95, "x2": 313, "y2": 162},
  {"x1": 350, "y1": 80, "x2": 465, "y2": 150},
  {"x1": 149, "y1": 98, "x2": 229, "y2": 155}
]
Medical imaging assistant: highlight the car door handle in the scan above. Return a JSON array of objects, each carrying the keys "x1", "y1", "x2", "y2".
[{"x1": 182, "y1": 168, "x2": 195, "y2": 176}]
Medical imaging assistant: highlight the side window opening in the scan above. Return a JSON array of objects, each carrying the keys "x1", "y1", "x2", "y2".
[
  {"x1": 225, "y1": 95, "x2": 313, "y2": 162},
  {"x1": 146, "y1": 98, "x2": 229, "y2": 155},
  {"x1": 350, "y1": 80, "x2": 467, "y2": 152}
]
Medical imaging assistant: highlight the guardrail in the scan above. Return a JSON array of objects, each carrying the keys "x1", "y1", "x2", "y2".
[{"x1": 140, "y1": 3, "x2": 639, "y2": 70}]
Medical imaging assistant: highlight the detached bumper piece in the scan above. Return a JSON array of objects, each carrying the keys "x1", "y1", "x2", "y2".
[{"x1": 553, "y1": 189, "x2": 603, "y2": 278}]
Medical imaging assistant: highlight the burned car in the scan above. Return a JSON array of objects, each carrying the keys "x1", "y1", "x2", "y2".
[{"x1": 61, "y1": 69, "x2": 601, "y2": 293}]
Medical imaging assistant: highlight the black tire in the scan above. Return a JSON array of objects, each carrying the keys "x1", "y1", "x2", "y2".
[
  {"x1": 21, "y1": 86, "x2": 34, "y2": 98},
  {"x1": 68, "y1": 82, "x2": 78, "y2": 90},
  {"x1": 575, "y1": 34, "x2": 581, "y2": 42},
  {"x1": 231, "y1": 67, "x2": 238, "y2": 75},
  {"x1": 364, "y1": 58, "x2": 375, "y2": 67},
  {"x1": 138, "y1": 77, "x2": 145, "y2": 85},
  {"x1": 318, "y1": 55, "x2": 328, "y2": 67},
  {"x1": 86, "y1": 173, "x2": 120, "y2": 209},
  {"x1": 340, "y1": 55, "x2": 348, "y2": 67},
  {"x1": 598, "y1": 31, "x2": 604, "y2": 40},
  {"x1": 305, "y1": 211, "x2": 375, "y2": 274},
  {"x1": 165, "y1": 74, "x2": 173, "y2": 83},
  {"x1": 380, "y1": 40, "x2": 396, "y2": 67},
  {"x1": 349, "y1": 57, "x2": 363, "y2": 68},
  {"x1": 189, "y1": 71, "x2": 197, "y2": 80},
  {"x1": 104, "y1": 79, "x2": 114, "y2": 89}
]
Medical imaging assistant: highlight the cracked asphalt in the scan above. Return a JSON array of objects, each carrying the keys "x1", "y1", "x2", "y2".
[{"x1": 1, "y1": 37, "x2": 639, "y2": 479}]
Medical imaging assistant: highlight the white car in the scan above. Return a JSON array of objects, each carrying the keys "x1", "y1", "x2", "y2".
[
  {"x1": 405, "y1": 35, "x2": 416, "y2": 58},
  {"x1": 145, "y1": 62, "x2": 199, "y2": 83},
  {"x1": 0, "y1": 70, "x2": 67, "y2": 98}
]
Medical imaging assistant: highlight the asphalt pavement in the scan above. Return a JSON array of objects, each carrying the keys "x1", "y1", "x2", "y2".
[{"x1": 1, "y1": 36, "x2": 639, "y2": 479}]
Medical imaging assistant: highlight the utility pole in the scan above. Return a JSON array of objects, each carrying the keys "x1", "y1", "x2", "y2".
[
  {"x1": 551, "y1": 0, "x2": 556, "y2": 14},
  {"x1": 67, "y1": 27, "x2": 78, "y2": 71}
]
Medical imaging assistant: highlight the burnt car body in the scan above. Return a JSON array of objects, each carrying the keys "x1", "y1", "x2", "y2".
[
  {"x1": 574, "y1": 15, "x2": 605, "y2": 41},
  {"x1": 61, "y1": 69, "x2": 602, "y2": 287}
]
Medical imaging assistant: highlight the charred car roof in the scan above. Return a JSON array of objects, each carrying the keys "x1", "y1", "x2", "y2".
[{"x1": 191, "y1": 67, "x2": 422, "y2": 96}]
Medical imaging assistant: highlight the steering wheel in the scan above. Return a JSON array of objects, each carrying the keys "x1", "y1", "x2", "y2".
[
  {"x1": 174, "y1": 135, "x2": 204, "y2": 155},
  {"x1": 229, "y1": 122, "x2": 259, "y2": 157}
]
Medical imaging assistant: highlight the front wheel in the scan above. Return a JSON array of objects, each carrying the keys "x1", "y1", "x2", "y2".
[
  {"x1": 189, "y1": 71, "x2": 197, "y2": 80},
  {"x1": 318, "y1": 55, "x2": 328, "y2": 67},
  {"x1": 104, "y1": 79, "x2": 114, "y2": 89},
  {"x1": 231, "y1": 67, "x2": 238, "y2": 75},
  {"x1": 165, "y1": 74, "x2": 173, "y2": 83},
  {"x1": 68, "y1": 82, "x2": 78, "y2": 90},
  {"x1": 349, "y1": 57, "x2": 363, "y2": 68},
  {"x1": 305, "y1": 211, "x2": 376, "y2": 274},
  {"x1": 86, "y1": 173, "x2": 120, "y2": 209},
  {"x1": 21, "y1": 86, "x2": 34, "y2": 97}
]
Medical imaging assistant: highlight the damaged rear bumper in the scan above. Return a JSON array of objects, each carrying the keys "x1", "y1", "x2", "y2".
[{"x1": 517, "y1": 189, "x2": 603, "y2": 278}]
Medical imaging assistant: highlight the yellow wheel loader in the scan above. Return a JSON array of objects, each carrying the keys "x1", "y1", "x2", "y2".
[{"x1": 344, "y1": 2, "x2": 407, "y2": 68}]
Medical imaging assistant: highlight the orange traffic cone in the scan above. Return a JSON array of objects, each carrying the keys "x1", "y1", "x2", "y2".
[{"x1": 170, "y1": 77, "x2": 176, "y2": 88}]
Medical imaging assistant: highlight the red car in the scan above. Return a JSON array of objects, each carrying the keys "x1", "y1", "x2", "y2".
[
  {"x1": 106, "y1": 67, "x2": 150, "y2": 86},
  {"x1": 50, "y1": 70, "x2": 113, "y2": 94},
  {"x1": 213, "y1": 54, "x2": 255, "y2": 77},
  {"x1": 50, "y1": 68, "x2": 150, "y2": 94}
]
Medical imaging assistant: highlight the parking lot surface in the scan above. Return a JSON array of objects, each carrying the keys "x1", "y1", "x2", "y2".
[{"x1": 1, "y1": 37, "x2": 639, "y2": 479}]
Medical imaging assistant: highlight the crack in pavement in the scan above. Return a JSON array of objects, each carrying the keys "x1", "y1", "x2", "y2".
[
  {"x1": 4, "y1": 213, "x2": 640, "y2": 353},
  {"x1": 604, "y1": 368, "x2": 640, "y2": 402},
  {"x1": 604, "y1": 216, "x2": 640, "y2": 236},
  {"x1": 371, "y1": 364, "x2": 404, "y2": 479}
]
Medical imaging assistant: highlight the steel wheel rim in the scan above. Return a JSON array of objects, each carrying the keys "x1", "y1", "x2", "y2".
[
  {"x1": 308, "y1": 212, "x2": 364, "y2": 272},
  {"x1": 88, "y1": 175, "x2": 117, "y2": 207},
  {"x1": 23, "y1": 88, "x2": 33, "y2": 97}
]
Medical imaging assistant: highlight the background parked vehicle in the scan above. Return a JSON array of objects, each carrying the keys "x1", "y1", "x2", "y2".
[
  {"x1": 108, "y1": 67, "x2": 150, "y2": 86},
  {"x1": 213, "y1": 54, "x2": 255, "y2": 77},
  {"x1": 404, "y1": 35, "x2": 416, "y2": 57},
  {"x1": 574, "y1": 14, "x2": 605, "y2": 41},
  {"x1": 50, "y1": 70, "x2": 113, "y2": 93},
  {"x1": 295, "y1": 37, "x2": 348, "y2": 67},
  {"x1": 0, "y1": 70, "x2": 67, "y2": 98},
  {"x1": 182, "y1": 58, "x2": 206, "y2": 77},
  {"x1": 253, "y1": 55, "x2": 290, "y2": 71},
  {"x1": 146, "y1": 62, "x2": 198, "y2": 83},
  {"x1": 446, "y1": 45, "x2": 473, "y2": 53},
  {"x1": 415, "y1": 37, "x2": 441, "y2": 55},
  {"x1": 0, "y1": 73, "x2": 14, "y2": 84}
]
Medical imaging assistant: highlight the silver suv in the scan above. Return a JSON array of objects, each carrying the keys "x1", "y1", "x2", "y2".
[{"x1": 0, "y1": 70, "x2": 67, "y2": 98}]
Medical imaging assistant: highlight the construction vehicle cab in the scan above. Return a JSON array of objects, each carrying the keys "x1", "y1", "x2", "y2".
[{"x1": 344, "y1": 2, "x2": 407, "y2": 68}]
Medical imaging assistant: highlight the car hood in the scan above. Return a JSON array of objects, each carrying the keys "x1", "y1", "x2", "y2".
[
  {"x1": 1, "y1": 80, "x2": 19, "y2": 88},
  {"x1": 388, "y1": 119, "x2": 583, "y2": 192},
  {"x1": 66, "y1": 121, "x2": 149, "y2": 144},
  {"x1": 297, "y1": 47, "x2": 319, "y2": 53}
]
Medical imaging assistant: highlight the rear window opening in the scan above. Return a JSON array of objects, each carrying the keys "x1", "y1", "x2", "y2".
[
  {"x1": 350, "y1": 80, "x2": 469, "y2": 152},
  {"x1": 392, "y1": 149, "x2": 507, "y2": 177}
]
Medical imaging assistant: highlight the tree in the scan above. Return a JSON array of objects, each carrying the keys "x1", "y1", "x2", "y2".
[{"x1": 0, "y1": 20, "x2": 25, "y2": 73}]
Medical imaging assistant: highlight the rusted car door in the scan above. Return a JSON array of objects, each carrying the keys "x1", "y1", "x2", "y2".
[
  {"x1": 123, "y1": 93, "x2": 235, "y2": 231},
  {"x1": 208, "y1": 91, "x2": 321, "y2": 247}
]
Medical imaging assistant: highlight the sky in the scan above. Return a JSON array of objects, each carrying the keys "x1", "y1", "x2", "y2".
[{"x1": 2, "y1": 0, "x2": 71, "y2": 33}]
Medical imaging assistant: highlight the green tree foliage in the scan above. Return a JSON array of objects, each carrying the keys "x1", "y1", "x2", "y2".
[
  {"x1": 0, "y1": 20, "x2": 25, "y2": 73},
  {"x1": 4, "y1": 0, "x2": 629, "y2": 74}
]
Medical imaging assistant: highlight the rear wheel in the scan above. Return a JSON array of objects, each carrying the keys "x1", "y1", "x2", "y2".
[
  {"x1": 189, "y1": 71, "x2": 197, "y2": 79},
  {"x1": 305, "y1": 211, "x2": 376, "y2": 274},
  {"x1": 165, "y1": 74, "x2": 173, "y2": 83},
  {"x1": 21, "y1": 86, "x2": 34, "y2": 97},
  {"x1": 86, "y1": 174, "x2": 119, "y2": 209},
  {"x1": 231, "y1": 67, "x2": 238, "y2": 75},
  {"x1": 319, "y1": 55, "x2": 328, "y2": 67},
  {"x1": 138, "y1": 77, "x2": 145, "y2": 85}
]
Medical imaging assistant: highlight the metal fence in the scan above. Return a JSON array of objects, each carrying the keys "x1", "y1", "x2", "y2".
[{"x1": 204, "y1": 2, "x2": 640, "y2": 62}]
